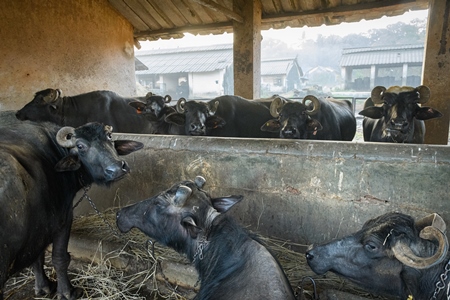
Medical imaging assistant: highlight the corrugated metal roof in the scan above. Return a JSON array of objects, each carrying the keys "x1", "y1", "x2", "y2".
[
  {"x1": 136, "y1": 44, "x2": 233, "y2": 74},
  {"x1": 340, "y1": 44, "x2": 424, "y2": 67},
  {"x1": 261, "y1": 58, "x2": 297, "y2": 76},
  {"x1": 136, "y1": 45, "x2": 300, "y2": 76}
]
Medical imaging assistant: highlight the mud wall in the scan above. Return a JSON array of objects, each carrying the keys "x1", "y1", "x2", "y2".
[
  {"x1": 0, "y1": 0, "x2": 136, "y2": 110},
  {"x1": 77, "y1": 134, "x2": 450, "y2": 244}
]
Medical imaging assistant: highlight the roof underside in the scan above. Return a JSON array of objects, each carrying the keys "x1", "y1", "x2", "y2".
[
  {"x1": 340, "y1": 44, "x2": 424, "y2": 66},
  {"x1": 108, "y1": 0, "x2": 428, "y2": 42}
]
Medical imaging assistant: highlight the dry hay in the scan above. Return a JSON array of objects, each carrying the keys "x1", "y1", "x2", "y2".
[{"x1": 4, "y1": 208, "x2": 391, "y2": 300}]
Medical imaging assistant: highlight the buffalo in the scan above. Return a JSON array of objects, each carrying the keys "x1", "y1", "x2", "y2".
[
  {"x1": 306, "y1": 212, "x2": 449, "y2": 299},
  {"x1": 260, "y1": 95, "x2": 356, "y2": 140},
  {"x1": 0, "y1": 121, "x2": 143, "y2": 300},
  {"x1": 128, "y1": 93, "x2": 184, "y2": 135},
  {"x1": 164, "y1": 95, "x2": 279, "y2": 138},
  {"x1": 15, "y1": 89, "x2": 155, "y2": 134},
  {"x1": 359, "y1": 85, "x2": 442, "y2": 143},
  {"x1": 116, "y1": 176, "x2": 296, "y2": 300}
]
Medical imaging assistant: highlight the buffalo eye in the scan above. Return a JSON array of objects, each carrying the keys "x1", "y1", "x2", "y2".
[
  {"x1": 106, "y1": 132, "x2": 113, "y2": 141},
  {"x1": 364, "y1": 241, "x2": 379, "y2": 253},
  {"x1": 76, "y1": 143, "x2": 87, "y2": 152}
]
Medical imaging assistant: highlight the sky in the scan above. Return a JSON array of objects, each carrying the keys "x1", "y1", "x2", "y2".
[{"x1": 136, "y1": 9, "x2": 428, "y2": 51}]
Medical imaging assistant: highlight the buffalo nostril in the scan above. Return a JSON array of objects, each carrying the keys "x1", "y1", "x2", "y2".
[{"x1": 121, "y1": 161, "x2": 129, "y2": 172}]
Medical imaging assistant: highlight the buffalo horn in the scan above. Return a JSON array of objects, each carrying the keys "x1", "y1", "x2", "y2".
[
  {"x1": 145, "y1": 92, "x2": 154, "y2": 98},
  {"x1": 269, "y1": 97, "x2": 284, "y2": 117},
  {"x1": 173, "y1": 185, "x2": 192, "y2": 207},
  {"x1": 104, "y1": 125, "x2": 113, "y2": 134},
  {"x1": 43, "y1": 89, "x2": 62, "y2": 103},
  {"x1": 164, "y1": 95, "x2": 172, "y2": 103},
  {"x1": 416, "y1": 85, "x2": 431, "y2": 104},
  {"x1": 209, "y1": 101, "x2": 219, "y2": 115},
  {"x1": 176, "y1": 98, "x2": 187, "y2": 113},
  {"x1": 392, "y1": 216, "x2": 448, "y2": 269},
  {"x1": 194, "y1": 176, "x2": 206, "y2": 188},
  {"x1": 371, "y1": 86, "x2": 387, "y2": 104},
  {"x1": 56, "y1": 126, "x2": 77, "y2": 148},
  {"x1": 302, "y1": 95, "x2": 321, "y2": 115}
]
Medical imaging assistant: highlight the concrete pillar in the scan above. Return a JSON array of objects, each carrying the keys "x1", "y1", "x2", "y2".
[
  {"x1": 370, "y1": 65, "x2": 376, "y2": 89},
  {"x1": 423, "y1": 0, "x2": 450, "y2": 144},
  {"x1": 402, "y1": 63, "x2": 408, "y2": 86},
  {"x1": 232, "y1": 0, "x2": 262, "y2": 99}
]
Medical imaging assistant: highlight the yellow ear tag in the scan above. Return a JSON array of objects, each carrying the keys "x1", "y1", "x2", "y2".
[{"x1": 407, "y1": 295, "x2": 413, "y2": 300}]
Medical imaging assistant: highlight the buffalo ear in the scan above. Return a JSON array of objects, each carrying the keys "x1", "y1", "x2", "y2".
[
  {"x1": 55, "y1": 155, "x2": 81, "y2": 172},
  {"x1": 211, "y1": 195, "x2": 243, "y2": 213},
  {"x1": 260, "y1": 119, "x2": 281, "y2": 132},
  {"x1": 165, "y1": 112, "x2": 186, "y2": 126},
  {"x1": 114, "y1": 140, "x2": 144, "y2": 155},
  {"x1": 359, "y1": 107, "x2": 384, "y2": 119},
  {"x1": 415, "y1": 107, "x2": 443, "y2": 120},
  {"x1": 129, "y1": 101, "x2": 146, "y2": 114},
  {"x1": 182, "y1": 216, "x2": 201, "y2": 239},
  {"x1": 306, "y1": 119, "x2": 323, "y2": 132},
  {"x1": 205, "y1": 115, "x2": 226, "y2": 129}
]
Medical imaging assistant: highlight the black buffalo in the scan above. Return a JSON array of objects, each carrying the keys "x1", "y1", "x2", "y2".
[
  {"x1": 260, "y1": 95, "x2": 357, "y2": 140},
  {"x1": 15, "y1": 89, "x2": 155, "y2": 134},
  {"x1": 359, "y1": 85, "x2": 442, "y2": 143},
  {"x1": 0, "y1": 121, "x2": 143, "y2": 300},
  {"x1": 164, "y1": 95, "x2": 279, "y2": 138},
  {"x1": 306, "y1": 212, "x2": 449, "y2": 299},
  {"x1": 128, "y1": 93, "x2": 184, "y2": 135},
  {"x1": 116, "y1": 176, "x2": 296, "y2": 300}
]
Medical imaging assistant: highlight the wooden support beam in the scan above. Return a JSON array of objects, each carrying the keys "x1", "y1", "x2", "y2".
[
  {"x1": 191, "y1": 0, "x2": 244, "y2": 23},
  {"x1": 423, "y1": 0, "x2": 450, "y2": 144},
  {"x1": 232, "y1": 0, "x2": 262, "y2": 99}
]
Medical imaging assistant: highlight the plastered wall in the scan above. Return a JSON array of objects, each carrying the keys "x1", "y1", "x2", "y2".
[
  {"x1": 0, "y1": 0, "x2": 136, "y2": 110},
  {"x1": 77, "y1": 134, "x2": 450, "y2": 245}
]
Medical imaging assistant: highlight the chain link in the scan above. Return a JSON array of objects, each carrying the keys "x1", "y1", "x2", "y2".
[{"x1": 431, "y1": 259, "x2": 450, "y2": 300}]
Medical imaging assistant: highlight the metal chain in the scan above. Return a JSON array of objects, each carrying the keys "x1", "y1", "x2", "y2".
[
  {"x1": 431, "y1": 259, "x2": 450, "y2": 300},
  {"x1": 192, "y1": 235, "x2": 209, "y2": 264}
]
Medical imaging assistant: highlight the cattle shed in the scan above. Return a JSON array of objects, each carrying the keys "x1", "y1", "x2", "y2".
[{"x1": 1, "y1": 0, "x2": 450, "y2": 299}]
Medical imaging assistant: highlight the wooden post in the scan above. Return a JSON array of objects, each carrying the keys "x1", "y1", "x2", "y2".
[
  {"x1": 423, "y1": 0, "x2": 450, "y2": 144},
  {"x1": 232, "y1": 0, "x2": 262, "y2": 99}
]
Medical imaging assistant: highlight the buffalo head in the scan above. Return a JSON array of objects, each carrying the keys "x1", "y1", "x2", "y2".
[
  {"x1": 55, "y1": 123, "x2": 143, "y2": 184},
  {"x1": 164, "y1": 98, "x2": 225, "y2": 136},
  {"x1": 116, "y1": 176, "x2": 242, "y2": 259},
  {"x1": 16, "y1": 88, "x2": 63, "y2": 123},
  {"x1": 261, "y1": 96, "x2": 322, "y2": 139},
  {"x1": 129, "y1": 93, "x2": 173, "y2": 121},
  {"x1": 306, "y1": 212, "x2": 448, "y2": 299},
  {"x1": 359, "y1": 85, "x2": 442, "y2": 143}
]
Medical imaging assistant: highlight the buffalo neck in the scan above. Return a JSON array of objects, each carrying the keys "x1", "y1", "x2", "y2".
[{"x1": 194, "y1": 215, "x2": 250, "y2": 285}]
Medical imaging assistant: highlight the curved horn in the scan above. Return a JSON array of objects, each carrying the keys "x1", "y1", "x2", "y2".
[
  {"x1": 56, "y1": 126, "x2": 76, "y2": 148},
  {"x1": 145, "y1": 92, "x2": 154, "y2": 98},
  {"x1": 173, "y1": 185, "x2": 192, "y2": 207},
  {"x1": 164, "y1": 95, "x2": 172, "y2": 103},
  {"x1": 104, "y1": 125, "x2": 113, "y2": 134},
  {"x1": 194, "y1": 176, "x2": 206, "y2": 188},
  {"x1": 416, "y1": 85, "x2": 431, "y2": 104},
  {"x1": 209, "y1": 101, "x2": 219, "y2": 115},
  {"x1": 269, "y1": 97, "x2": 284, "y2": 117},
  {"x1": 43, "y1": 89, "x2": 61, "y2": 103},
  {"x1": 176, "y1": 98, "x2": 187, "y2": 113},
  {"x1": 371, "y1": 86, "x2": 387, "y2": 104},
  {"x1": 392, "y1": 226, "x2": 448, "y2": 269},
  {"x1": 302, "y1": 95, "x2": 321, "y2": 115}
]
